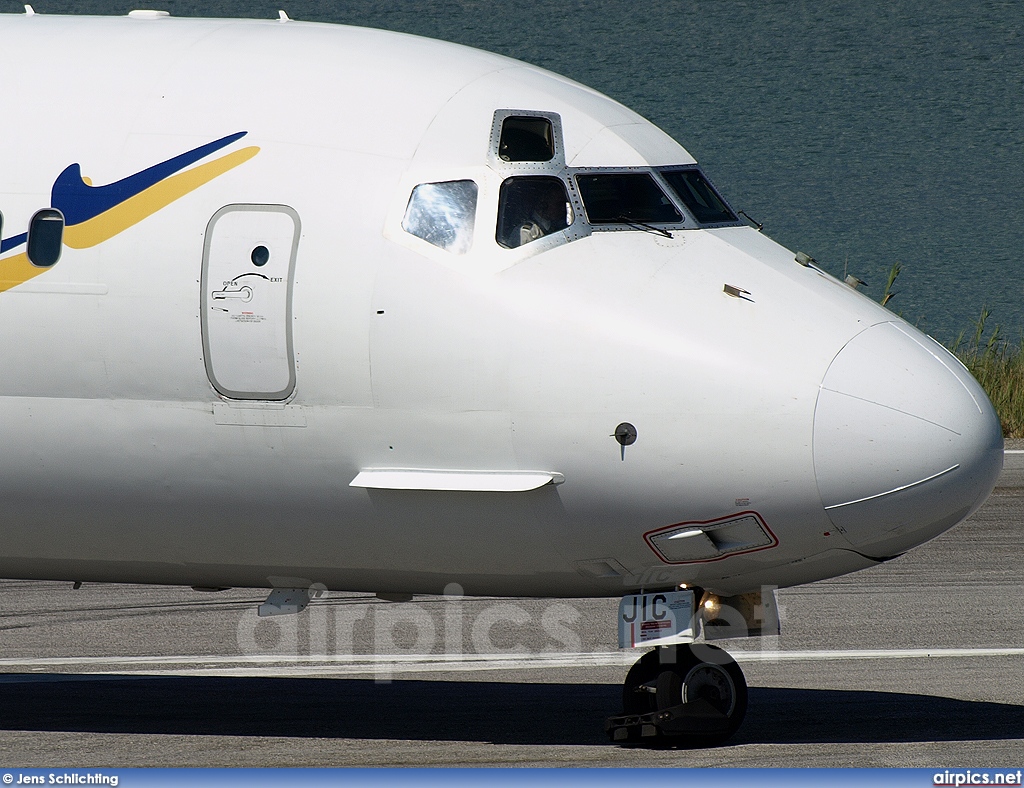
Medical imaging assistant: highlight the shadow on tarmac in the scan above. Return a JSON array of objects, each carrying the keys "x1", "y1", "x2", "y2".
[{"x1": 0, "y1": 675, "x2": 1021, "y2": 746}]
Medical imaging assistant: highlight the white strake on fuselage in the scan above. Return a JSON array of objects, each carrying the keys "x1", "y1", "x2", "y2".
[{"x1": 0, "y1": 13, "x2": 1002, "y2": 601}]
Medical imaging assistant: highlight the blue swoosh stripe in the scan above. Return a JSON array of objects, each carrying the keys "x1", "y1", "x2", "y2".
[
  {"x1": 51, "y1": 130, "x2": 248, "y2": 226},
  {"x1": 1, "y1": 233, "x2": 27, "y2": 254}
]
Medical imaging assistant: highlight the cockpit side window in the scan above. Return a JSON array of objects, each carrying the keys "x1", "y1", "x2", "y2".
[
  {"x1": 659, "y1": 168, "x2": 739, "y2": 226},
  {"x1": 575, "y1": 173, "x2": 682, "y2": 224},
  {"x1": 496, "y1": 176, "x2": 573, "y2": 249},
  {"x1": 498, "y1": 116, "x2": 555, "y2": 162},
  {"x1": 401, "y1": 180, "x2": 478, "y2": 254}
]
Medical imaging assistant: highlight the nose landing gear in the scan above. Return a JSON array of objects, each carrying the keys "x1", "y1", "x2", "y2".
[{"x1": 606, "y1": 643, "x2": 747, "y2": 746}]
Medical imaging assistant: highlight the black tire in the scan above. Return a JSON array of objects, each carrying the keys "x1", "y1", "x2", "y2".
[{"x1": 654, "y1": 643, "x2": 747, "y2": 744}]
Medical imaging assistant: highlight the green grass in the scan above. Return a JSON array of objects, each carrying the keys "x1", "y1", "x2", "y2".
[{"x1": 948, "y1": 311, "x2": 1024, "y2": 438}]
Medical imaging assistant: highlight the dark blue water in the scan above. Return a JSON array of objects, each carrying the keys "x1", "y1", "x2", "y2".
[{"x1": 19, "y1": 0, "x2": 1024, "y2": 343}]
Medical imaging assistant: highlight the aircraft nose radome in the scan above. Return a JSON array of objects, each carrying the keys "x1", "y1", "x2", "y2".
[{"x1": 813, "y1": 321, "x2": 1003, "y2": 557}]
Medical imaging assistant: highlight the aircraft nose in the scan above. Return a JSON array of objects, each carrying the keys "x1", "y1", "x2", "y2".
[{"x1": 813, "y1": 321, "x2": 1003, "y2": 557}]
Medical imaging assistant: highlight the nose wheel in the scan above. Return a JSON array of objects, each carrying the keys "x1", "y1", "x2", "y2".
[{"x1": 607, "y1": 643, "x2": 747, "y2": 746}]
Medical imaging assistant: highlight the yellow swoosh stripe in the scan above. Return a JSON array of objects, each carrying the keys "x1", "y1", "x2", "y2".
[
  {"x1": 0, "y1": 145, "x2": 259, "y2": 294},
  {"x1": 64, "y1": 146, "x2": 260, "y2": 249},
  {"x1": 0, "y1": 252, "x2": 37, "y2": 294}
]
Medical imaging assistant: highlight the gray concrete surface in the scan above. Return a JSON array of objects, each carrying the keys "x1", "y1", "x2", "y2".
[{"x1": 0, "y1": 455, "x2": 1022, "y2": 767}]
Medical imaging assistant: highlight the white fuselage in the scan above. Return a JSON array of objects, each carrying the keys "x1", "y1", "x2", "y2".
[{"x1": 0, "y1": 14, "x2": 1003, "y2": 598}]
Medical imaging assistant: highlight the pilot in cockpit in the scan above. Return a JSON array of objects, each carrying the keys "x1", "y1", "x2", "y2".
[{"x1": 497, "y1": 175, "x2": 572, "y2": 248}]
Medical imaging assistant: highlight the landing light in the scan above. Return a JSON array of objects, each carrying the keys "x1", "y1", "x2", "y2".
[{"x1": 702, "y1": 594, "x2": 722, "y2": 618}]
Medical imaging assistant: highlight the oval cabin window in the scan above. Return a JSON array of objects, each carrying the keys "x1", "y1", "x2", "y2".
[{"x1": 27, "y1": 209, "x2": 65, "y2": 267}]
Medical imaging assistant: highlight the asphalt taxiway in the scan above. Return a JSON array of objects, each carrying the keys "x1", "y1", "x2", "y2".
[{"x1": 0, "y1": 447, "x2": 1022, "y2": 767}]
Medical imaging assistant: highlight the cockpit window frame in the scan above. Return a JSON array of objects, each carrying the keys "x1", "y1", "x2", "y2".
[
  {"x1": 489, "y1": 110, "x2": 566, "y2": 172},
  {"x1": 496, "y1": 175, "x2": 572, "y2": 250},
  {"x1": 571, "y1": 167, "x2": 690, "y2": 234},
  {"x1": 655, "y1": 166, "x2": 744, "y2": 229}
]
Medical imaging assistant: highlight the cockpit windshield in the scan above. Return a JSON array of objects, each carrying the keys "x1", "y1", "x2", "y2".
[
  {"x1": 401, "y1": 111, "x2": 747, "y2": 259},
  {"x1": 402, "y1": 180, "x2": 478, "y2": 254},
  {"x1": 658, "y1": 168, "x2": 739, "y2": 226},
  {"x1": 575, "y1": 173, "x2": 682, "y2": 224},
  {"x1": 499, "y1": 116, "x2": 555, "y2": 162},
  {"x1": 496, "y1": 176, "x2": 573, "y2": 249}
]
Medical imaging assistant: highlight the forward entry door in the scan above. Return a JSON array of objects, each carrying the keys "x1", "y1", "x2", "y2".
[{"x1": 201, "y1": 204, "x2": 300, "y2": 400}]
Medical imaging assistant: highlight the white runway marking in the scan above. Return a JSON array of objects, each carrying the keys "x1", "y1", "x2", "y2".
[{"x1": 0, "y1": 646, "x2": 1021, "y2": 680}]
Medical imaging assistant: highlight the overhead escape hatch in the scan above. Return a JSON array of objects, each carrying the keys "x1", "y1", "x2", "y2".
[{"x1": 645, "y1": 513, "x2": 777, "y2": 564}]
